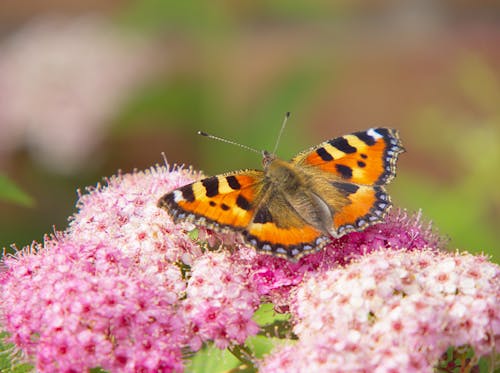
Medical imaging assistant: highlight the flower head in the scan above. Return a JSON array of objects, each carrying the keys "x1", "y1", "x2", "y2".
[
  {"x1": 0, "y1": 164, "x2": 265, "y2": 371},
  {"x1": 183, "y1": 251, "x2": 260, "y2": 350},
  {"x1": 68, "y1": 164, "x2": 203, "y2": 268},
  {"x1": 260, "y1": 249, "x2": 500, "y2": 372},
  {"x1": 0, "y1": 238, "x2": 187, "y2": 372}
]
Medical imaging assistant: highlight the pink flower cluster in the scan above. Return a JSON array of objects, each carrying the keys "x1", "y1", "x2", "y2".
[
  {"x1": 184, "y1": 252, "x2": 260, "y2": 350},
  {"x1": 0, "y1": 165, "x2": 263, "y2": 372},
  {"x1": 0, "y1": 239, "x2": 186, "y2": 372},
  {"x1": 260, "y1": 249, "x2": 500, "y2": 372},
  {"x1": 68, "y1": 165, "x2": 203, "y2": 266}
]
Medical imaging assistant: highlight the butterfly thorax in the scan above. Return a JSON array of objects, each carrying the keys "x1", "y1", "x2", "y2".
[
  {"x1": 264, "y1": 155, "x2": 303, "y2": 192},
  {"x1": 261, "y1": 154, "x2": 338, "y2": 237}
]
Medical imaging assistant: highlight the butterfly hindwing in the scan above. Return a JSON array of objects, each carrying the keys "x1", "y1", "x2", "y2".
[
  {"x1": 290, "y1": 127, "x2": 403, "y2": 238},
  {"x1": 243, "y1": 190, "x2": 329, "y2": 260},
  {"x1": 330, "y1": 182, "x2": 391, "y2": 235},
  {"x1": 292, "y1": 128, "x2": 404, "y2": 186},
  {"x1": 158, "y1": 170, "x2": 265, "y2": 231}
]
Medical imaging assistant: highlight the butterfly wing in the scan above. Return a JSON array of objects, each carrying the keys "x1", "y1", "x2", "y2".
[
  {"x1": 159, "y1": 168, "x2": 328, "y2": 260},
  {"x1": 158, "y1": 170, "x2": 265, "y2": 231},
  {"x1": 292, "y1": 128, "x2": 404, "y2": 236},
  {"x1": 328, "y1": 182, "x2": 391, "y2": 236},
  {"x1": 292, "y1": 127, "x2": 404, "y2": 185},
  {"x1": 242, "y1": 189, "x2": 329, "y2": 260}
]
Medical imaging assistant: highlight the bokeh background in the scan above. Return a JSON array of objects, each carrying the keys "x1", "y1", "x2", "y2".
[{"x1": 0, "y1": 0, "x2": 498, "y2": 262}]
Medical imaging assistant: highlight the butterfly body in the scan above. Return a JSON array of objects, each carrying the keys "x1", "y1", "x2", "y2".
[
  {"x1": 158, "y1": 127, "x2": 404, "y2": 261},
  {"x1": 262, "y1": 155, "x2": 343, "y2": 236}
]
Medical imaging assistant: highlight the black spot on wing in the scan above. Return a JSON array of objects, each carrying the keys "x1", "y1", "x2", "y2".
[
  {"x1": 181, "y1": 185, "x2": 196, "y2": 202},
  {"x1": 335, "y1": 164, "x2": 353, "y2": 179},
  {"x1": 226, "y1": 175, "x2": 241, "y2": 190},
  {"x1": 329, "y1": 137, "x2": 357, "y2": 154},
  {"x1": 236, "y1": 195, "x2": 251, "y2": 211},
  {"x1": 202, "y1": 177, "x2": 219, "y2": 197},
  {"x1": 355, "y1": 131, "x2": 376, "y2": 146},
  {"x1": 316, "y1": 147, "x2": 334, "y2": 161},
  {"x1": 253, "y1": 206, "x2": 273, "y2": 224},
  {"x1": 157, "y1": 193, "x2": 174, "y2": 209},
  {"x1": 331, "y1": 181, "x2": 359, "y2": 195},
  {"x1": 209, "y1": 201, "x2": 216, "y2": 207},
  {"x1": 357, "y1": 160, "x2": 366, "y2": 168},
  {"x1": 221, "y1": 203, "x2": 230, "y2": 211},
  {"x1": 374, "y1": 128, "x2": 390, "y2": 137},
  {"x1": 360, "y1": 153, "x2": 368, "y2": 159}
]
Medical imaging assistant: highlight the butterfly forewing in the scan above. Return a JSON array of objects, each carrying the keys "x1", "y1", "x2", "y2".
[
  {"x1": 292, "y1": 128, "x2": 404, "y2": 186},
  {"x1": 291, "y1": 128, "x2": 403, "y2": 238},
  {"x1": 158, "y1": 170, "x2": 265, "y2": 231}
]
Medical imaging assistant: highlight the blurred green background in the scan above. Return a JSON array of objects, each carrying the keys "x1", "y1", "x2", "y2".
[{"x1": 0, "y1": 0, "x2": 498, "y2": 262}]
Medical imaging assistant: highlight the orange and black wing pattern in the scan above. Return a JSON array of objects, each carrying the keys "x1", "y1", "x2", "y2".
[
  {"x1": 293, "y1": 128, "x2": 404, "y2": 237},
  {"x1": 158, "y1": 170, "x2": 264, "y2": 232},
  {"x1": 243, "y1": 191, "x2": 329, "y2": 260},
  {"x1": 293, "y1": 128, "x2": 404, "y2": 186}
]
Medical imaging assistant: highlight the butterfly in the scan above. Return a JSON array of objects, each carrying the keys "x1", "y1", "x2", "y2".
[{"x1": 158, "y1": 127, "x2": 404, "y2": 261}]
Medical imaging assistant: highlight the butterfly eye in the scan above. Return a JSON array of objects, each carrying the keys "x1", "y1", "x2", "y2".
[{"x1": 262, "y1": 151, "x2": 276, "y2": 168}]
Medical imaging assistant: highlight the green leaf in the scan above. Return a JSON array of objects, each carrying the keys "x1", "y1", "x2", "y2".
[
  {"x1": 0, "y1": 175, "x2": 34, "y2": 207},
  {"x1": 0, "y1": 332, "x2": 33, "y2": 373},
  {"x1": 253, "y1": 303, "x2": 290, "y2": 326},
  {"x1": 186, "y1": 344, "x2": 241, "y2": 373},
  {"x1": 246, "y1": 334, "x2": 288, "y2": 360}
]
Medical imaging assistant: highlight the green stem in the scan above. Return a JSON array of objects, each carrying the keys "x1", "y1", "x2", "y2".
[{"x1": 227, "y1": 344, "x2": 256, "y2": 372}]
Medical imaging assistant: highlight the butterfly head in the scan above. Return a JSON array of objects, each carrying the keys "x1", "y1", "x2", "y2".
[{"x1": 262, "y1": 150, "x2": 277, "y2": 169}]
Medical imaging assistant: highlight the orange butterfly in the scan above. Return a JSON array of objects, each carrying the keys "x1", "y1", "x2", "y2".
[{"x1": 158, "y1": 127, "x2": 404, "y2": 261}]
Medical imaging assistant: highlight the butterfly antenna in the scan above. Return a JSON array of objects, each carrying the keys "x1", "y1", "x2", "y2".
[
  {"x1": 272, "y1": 111, "x2": 290, "y2": 155},
  {"x1": 197, "y1": 131, "x2": 261, "y2": 154}
]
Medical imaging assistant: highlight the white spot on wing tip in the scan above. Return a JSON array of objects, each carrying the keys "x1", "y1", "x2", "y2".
[{"x1": 367, "y1": 128, "x2": 383, "y2": 139}]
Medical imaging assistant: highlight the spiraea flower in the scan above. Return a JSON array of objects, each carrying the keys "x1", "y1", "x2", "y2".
[
  {"x1": 183, "y1": 252, "x2": 260, "y2": 351},
  {"x1": 259, "y1": 249, "x2": 500, "y2": 372},
  {"x1": 68, "y1": 165, "x2": 203, "y2": 267},
  {"x1": 0, "y1": 238, "x2": 187, "y2": 372},
  {"x1": 0, "y1": 164, "x2": 262, "y2": 372}
]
